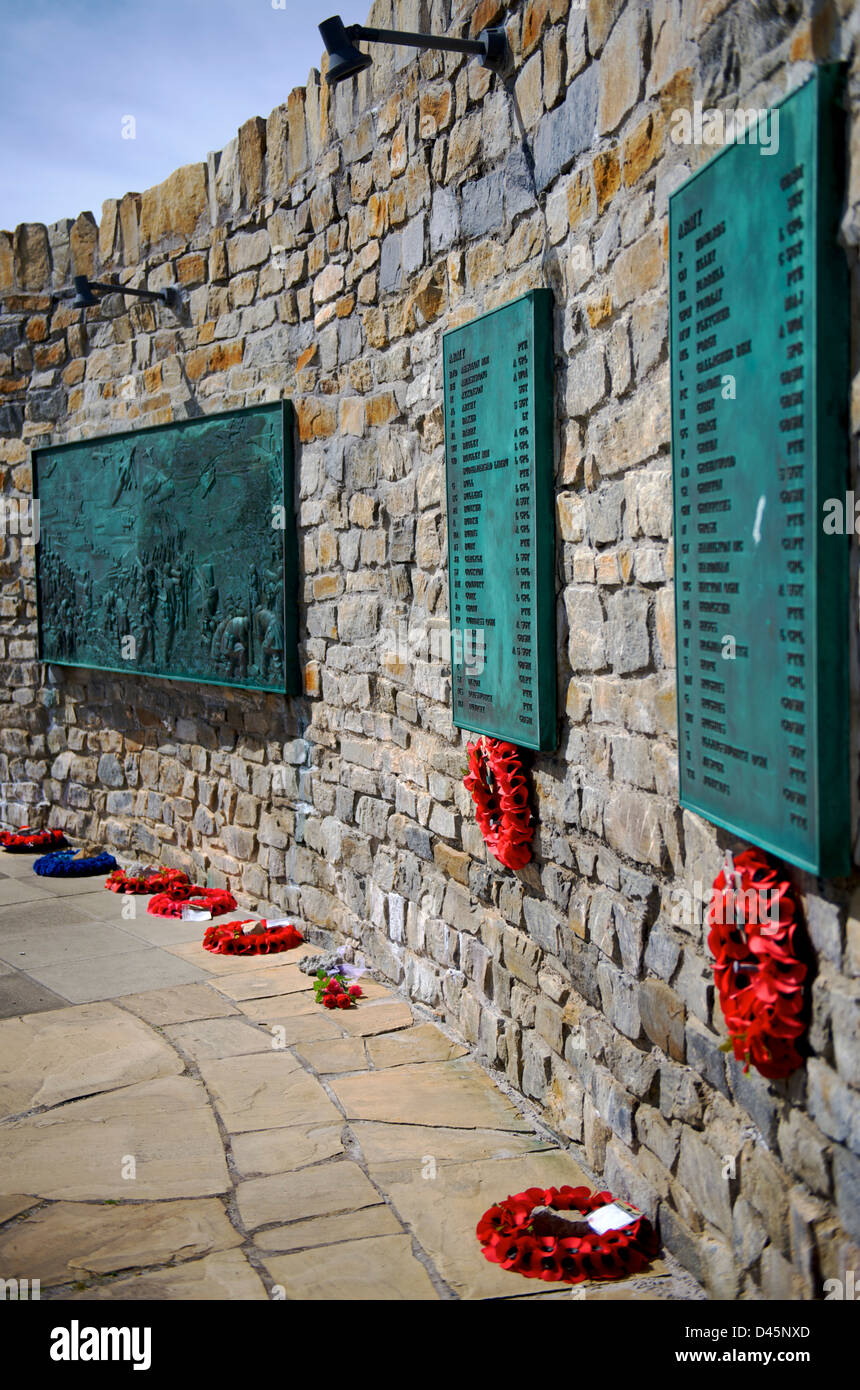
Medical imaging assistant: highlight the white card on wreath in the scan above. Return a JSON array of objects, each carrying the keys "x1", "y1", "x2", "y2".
[{"x1": 587, "y1": 1203, "x2": 639, "y2": 1235}]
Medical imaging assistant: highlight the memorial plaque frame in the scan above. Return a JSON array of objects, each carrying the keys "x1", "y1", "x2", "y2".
[
  {"x1": 33, "y1": 401, "x2": 300, "y2": 696},
  {"x1": 669, "y1": 65, "x2": 850, "y2": 876},
  {"x1": 443, "y1": 289, "x2": 557, "y2": 752}
]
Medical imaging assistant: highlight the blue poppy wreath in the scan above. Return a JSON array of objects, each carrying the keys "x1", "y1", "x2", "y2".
[{"x1": 34, "y1": 849, "x2": 119, "y2": 877}]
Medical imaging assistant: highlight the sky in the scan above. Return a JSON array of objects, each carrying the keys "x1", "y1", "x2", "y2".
[{"x1": 0, "y1": 0, "x2": 374, "y2": 231}]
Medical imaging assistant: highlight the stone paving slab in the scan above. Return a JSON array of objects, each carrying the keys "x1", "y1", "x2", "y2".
[
  {"x1": 254, "y1": 1204, "x2": 402, "y2": 1253},
  {"x1": 51, "y1": 891, "x2": 183, "y2": 929},
  {"x1": 0, "y1": 1002, "x2": 183, "y2": 1118},
  {"x1": 11, "y1": 874, "x2": 122, "y2": 899},
  {"x1": 240, "y1": 992, "x2": 325, "y2": 1022},
  {"x1": 25, "y1": 946, "x2": 210, "y2": 1003},
  {"x1": 0, "y1": 1076, "x2": 230, "y2": 1200},
  {"x1": 0, "y1": 1194, "x2": 37, "y2": 1222},
  {"x1": 505, "y1": 1270, "x2": 703, "y2": 1301},
  {"x1": 294, "y1": 1036, "x2": 370, "y2": 1074},
  {"x1": 209, "y1": 963, "x2": 315, "y2": 1002},
  {"x1": 0, "y1": 971, "x2": 70, "y2": 1018},
  {"x1": 333, "y1": 1000, "x2": 416, "y2": 1036},
  {"x1": 262, "y1": 1234, "x2": 440, "y2": 1301},
  {"x1": 0, "y1": 1197, "x2": 241, "y2": 1285},
  {"x1": 120, "y1": 982, "x2": 240, "y2": 1026},
  {"x1": 0, "y1": 900, "x2": 113, "y2": 942},
  {"x1": 0, "y1": 853, "x2": 46, "y2": 878},
  {"x1": 352, "y1": 1120, "x2": 558, "y2": 1168},
  {"x1": 164, "y1": 1016, "x2": 274, "y2": 1063},
  {"x1": 63, "y1": 1249, "x2": 268, "y2": 1300},
  {"x1": 164, "y1": 939, "x2": 319, "y2": 976},
  {"x1": 237, "y1": 1158, "x2": 382, "y2": 1229},
  {"x1": 0, "y1": 920, "x2": 145, "y2": 971},
  {"x1": 243, "y1": 1008, "x2": 347, "y2": 1044},
  {"x1": 230, "y1": 1124, "x2": 345, "y2": 1178},
  {"x1": 100, "y1": 912, "x2": 208, "y2": 946},
  {"x1": 199, "y1": 1052, "x2": 342, "y2": 1132},
  {"x1": 330, "y1": 1057, "x2": 535, "y2": 1131},
  {"x1": 0, "y1": 878, "x2": 54, "y2": 906},
  {"x1": 378, "y1": 1151, "x2": 598, "y2": 1300},
  {"x1": 366, "y1": 1022, "x2": 469, "y2": 1069}
]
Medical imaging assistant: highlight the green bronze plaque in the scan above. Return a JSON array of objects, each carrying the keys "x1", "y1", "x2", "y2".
[
  {"x1": 669, "y1": 66, "x2": 849, "y2": 876},
  {"x1": 33, "y1": 402, "x2": 299, "y2": 695},
  {"x1": 443, "y1": 290, "x2": 557, "y2": 752}
]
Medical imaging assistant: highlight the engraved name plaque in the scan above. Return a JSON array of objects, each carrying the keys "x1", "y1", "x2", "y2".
[
  {"x1": 34, "y1": 402, "x2": 299, "y2": 695},
  {"x1": 443, "y1": 290, "x2": 557, "y2": 751},
  {"x1": 669, "y1": 67, "x2": 849, "y2": 875}
]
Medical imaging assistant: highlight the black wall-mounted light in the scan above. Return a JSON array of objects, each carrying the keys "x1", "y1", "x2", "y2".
[
  {"x1": 318, "y1": 13, "x2": 509, "y2": 87},
  {"x1": 55, "y1": 276, "x2": 182, "y2": 311}
]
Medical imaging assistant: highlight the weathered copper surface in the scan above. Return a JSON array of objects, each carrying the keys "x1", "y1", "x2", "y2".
[
  {"x1": 34, "y1": 402, "x2": 298, "y2": 694},
  {"x1": 669, "y1": 68, "x2": 849, "y2": 874}
]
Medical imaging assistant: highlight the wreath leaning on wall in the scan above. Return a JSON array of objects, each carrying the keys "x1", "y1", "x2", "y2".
[
  {"x1": 707, "y1": 848, "x2": 808, "y2": 1081},
  {"x1": 462, "y1": 737, "x2": 534, "y2": 870}
]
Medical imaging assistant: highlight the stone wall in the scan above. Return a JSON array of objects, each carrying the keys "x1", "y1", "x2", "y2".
[{"x1": 2, "y1": 0, "x2": 860, "y2": 1298}]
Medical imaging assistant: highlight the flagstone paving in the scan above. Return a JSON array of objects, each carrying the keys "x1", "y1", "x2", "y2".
[{"x1": 0, "y1": 859, "x2": 705, "y2": 1301}]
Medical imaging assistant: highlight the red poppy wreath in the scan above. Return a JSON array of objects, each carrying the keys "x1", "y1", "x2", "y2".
[
  {"x1": 463, "y1": 737, "x2": 534, "y2": 870},
  {"x1": 203, "y1": 920, "x2": 303, "y2": 955},
  {"x1": 105, "y1": 867, "x2": 192, "y2": 895},
  {"x1": 707, "y1": 848, "x2": 807, "y2": 1081},
  {"x1": 1, "y1": 827, "x2": 68, "y2": 853},
  {"x1": 148, "y1": 886, "x2": 237, "y2": 919},
  {"x1": 477, "y1": 1185, "x2": 658, "y2": 1285}
]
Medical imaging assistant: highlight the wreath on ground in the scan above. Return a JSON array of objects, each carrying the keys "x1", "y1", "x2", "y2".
[
  {"x1": 147, "y1": 886, "x2": 237, "y2": 919},
  {"x1": 707, "y1": 848, "x2": 807, "y2": 1081},
  {"x1": 477, "y1": 1185, "x2": 658, "y2": 1285},
  {"x1": 105, "y1": 866, "x2": 191, "y2": 895},
  {"x1": 203, "y1": 920, "x2": 303, "y2": 955},
  {"x1": 33, "y1": 849, "x2": 118, "y2": 877},
  {"x1": 1, "y1": 827, "x2": 68, "y2": 853},
  {"x1": 462, "y1": 737, "x2": 534, "y2": 870}
]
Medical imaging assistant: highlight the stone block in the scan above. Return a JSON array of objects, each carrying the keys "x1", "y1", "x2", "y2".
[
  {"x1": 639, "y1": 978, "x2": 685, "y2": 1060},
  {"x1": 808, "y1": 1059, "x2": 860, "y2": 1154},
  {"x1": 677, "y1": 1129, "x2": 732, "y2": 1236},
  {"x1": 777, "y1": 1108, "x2": 830, "y2": 1196},
  {"x1": 461, "y1": 172, "x2": 506, "y2": 240},
  {"x1": 533, "y1": 65, "x2": 599, "y2": 192},
  {"x1": 832, "y1": 1143, "x2": 860, "y2": 1242},
  {"x1": 598, "y1": 5, "x2": 646, "y2": 134},
  {"x1": 603, "y1": 789, "x2": 665, "y2": 868},
  {"x1": 597, "y1": 959, "x2": 641, "y2": 1040}
]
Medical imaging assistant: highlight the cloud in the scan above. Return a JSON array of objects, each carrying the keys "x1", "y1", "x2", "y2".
[{"x1": 0, "y1": 0, "x2": 372, "y2": 228}]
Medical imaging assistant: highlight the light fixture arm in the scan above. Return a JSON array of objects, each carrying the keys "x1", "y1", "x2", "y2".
[
  {"x1": 82, "y1": 278, "x2": 181, "y2": 309},
  {"x1": 345, "y1": 23, "x2": 488, "y2": 59},
  {"x1": 52, "y1": 276, "x2": 181, "y2": 311},
  {"x1": 319, "y1": 14, "x2": 509, "y2": 84}
]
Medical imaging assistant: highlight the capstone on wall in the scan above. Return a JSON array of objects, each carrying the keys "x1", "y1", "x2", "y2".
[{"x1": 1, "y1": 0, "x2": 860, "y2": 1299}]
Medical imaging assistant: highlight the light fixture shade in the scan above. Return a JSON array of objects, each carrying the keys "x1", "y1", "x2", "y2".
[
  {"x1": 319, "y1": 15, "x2": 372, "y2": 85},
  {"x1": 72, "y1": 275, "x2": 98, "y2": 309}
]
